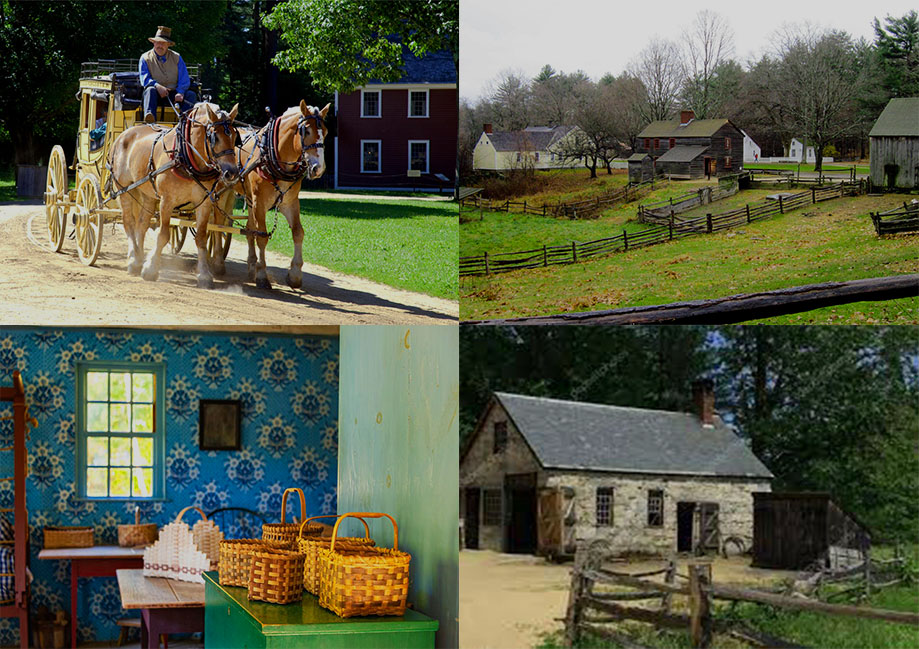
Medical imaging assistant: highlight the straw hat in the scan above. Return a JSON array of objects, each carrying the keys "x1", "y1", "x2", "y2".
[{"x1": 148, "y1": 26, "x2": 175, "y2": 45}]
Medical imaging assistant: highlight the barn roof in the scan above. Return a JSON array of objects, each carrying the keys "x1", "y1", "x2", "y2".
[
  {"x1": 492, "y1": 392, "x2": 773, "y2": 479},
  {"x1": 638, "y1": 118, "x2": 732, "y2": 138},
  {"x1": 656, "y1": 145, "x2": 709, "y2": 163},
  {"x1": 486, "y1": 126, "x2": 576, "y2": 152},
  {"x1": 869, "y1": 97, "x2": 919, "y2": 137}
]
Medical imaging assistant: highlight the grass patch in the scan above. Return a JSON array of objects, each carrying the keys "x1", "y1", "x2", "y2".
[
  {"x1": 0, "y1": 166, "x2": 20, "y2": 202},
  {"x1": 231, "y1": 196, "x2": 457, "y2": 300},
  {"x1": 746, "y1": 162, "x2": 869, "y2": 175},
  {"x1": 460, "y1": 192, "x2": 919, "y2": 323}
]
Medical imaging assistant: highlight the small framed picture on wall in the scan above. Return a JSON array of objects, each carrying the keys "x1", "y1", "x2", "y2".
[{"x1": 199, "y1": 399, "x2": 241, "y2": 450}]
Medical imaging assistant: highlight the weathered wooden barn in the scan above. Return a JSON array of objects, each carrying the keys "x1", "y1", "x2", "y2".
[
  {"x1": 752, "y1": 492, "x2": 872, "y2": 570},
  {"x1": 869, "y1": 97, "x2": 919, "y2": 190},
  {"x1": 629, "y1": 110, "x2": 745, "y2": 182},
  {"x1": 460, "y1": 382, "x2": 773, "y2": 558}
]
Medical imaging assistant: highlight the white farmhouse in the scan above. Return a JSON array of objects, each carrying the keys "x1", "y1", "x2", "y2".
[
  {"x1": 742, "y1": 130, "x2": 761, "y2": 163},
  {"x1": 472, "y1": 124, "x2": 583, "y2": 171}
]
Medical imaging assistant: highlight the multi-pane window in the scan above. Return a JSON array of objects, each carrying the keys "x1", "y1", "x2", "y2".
[
  {"x1": 724, "y1": 156, "x2": 733, "y2": 170},
  {"x1": 361, "y1": 140, "x2": 381, "y2": 173},
  {"x1": 361, "y1": 90, "x2": 381, "y2": 118},
  {"x1": 535, "y1": 152, "x2": 540, "y2": 162},
  {"x1": 653, "y1": 138, "x2": 660, "y2": 150},
  {"x1": 596, "y1": 487, "x2": 614, "y2": 526},
  {"x1": 408, "y1": 90, "x2": 428, "y2": 117},
  {"x1": 648, "y1": 489, "x2": 664, "y2": 527},
  {"x1": 483, "y1": 489, "x2": 502, "y2": 526},
  {"x1": 409, "y1": 140, "x2": 429, "y2": 173},
  {"x1": 78, "y1": 364, "x2": 164, "y2": 499},
  {"x1": 644, "y1": 138, "x2": 651, "y2": 149},
  {"x1": 669, "y1": 138, "x2": 676, "y2": 149},
  {"x1": 493, "y1": 421, "x2": 508, "y2": 454},
  {"x1": 725, "y1": 137, "x2": 732, "y2": 150}
]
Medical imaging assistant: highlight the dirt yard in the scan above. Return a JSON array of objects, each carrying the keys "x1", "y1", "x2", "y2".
[
  {"x1": 0, "y1": 202, "x2": 457, "y2": 324},
  {"x1": 459, "y1": 550, "x2": 798, "y2": 649}
]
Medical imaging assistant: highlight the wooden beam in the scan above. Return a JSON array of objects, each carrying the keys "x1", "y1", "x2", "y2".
[
  {"x1": 689, "y1": 562, "x2": 713, "y2": 649},
  {"x1": 467, "y1": 274, "x2": 919, "y2": 325},
  {"x1": 710, "y1": 583, "x2": 919, "y2": 626},
  {"x1": 585, "y1": 569, "x2": 690, "y2": 596},
  {"x1": 583, "y1": 597, "x2": 692, "y2": 630}
]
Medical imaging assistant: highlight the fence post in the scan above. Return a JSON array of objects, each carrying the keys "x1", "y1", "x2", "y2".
[
  {"x1": 543, "y1": 205, "x2": 547, "y2": 217},
  {"x1": 484, "y1": 252, "x2": 489, "y2": 276},
  {"x1": 669, "y1": 213, "x2": 674, "y2": 240},
  {"x1": 689, "y1": 561, "x2": 713, "y2": 649},
  {"x1": 812, "y1": 187, "x2": 816, "y2": 204},
  {"x1": 706, "y1": 214, "x2": 713, "y2": 234},
  {"x1": 543, "y1": 245, "x2": 548, "y2": 267},
  {"x1": 572, "y1": 241, "x2": 577, "y2": 263},
  {"x1": 523, "y1": 200, "x2": 527, "y2": 213},
  {"x1": 746, "y1": 204, "x2": 751, "y2": 223},
  {"x1": 623, "y1": 230, "x2": 628, "y2": 251},
  {"x1": 662, "y1": 558, "x2": 677, "y2": 614},
  {"x1": 564, "y1": 545, "x2": 589, "y2": 648},
  {"x1": 779, "y1": 195, "x2": 784, "y2": 214}
]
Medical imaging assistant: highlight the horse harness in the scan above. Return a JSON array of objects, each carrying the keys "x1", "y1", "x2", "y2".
[{"x1": 253, "y1": 109, "x2": 325, "y2": 187}]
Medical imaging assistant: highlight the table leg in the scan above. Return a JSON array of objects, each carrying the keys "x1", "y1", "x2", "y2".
[
  {"x1": 141, "y1": 609, "x2": 153, "y2": 649},
  {"x1": 70, "y1": 568, "x2": 77, "y2": 649}
]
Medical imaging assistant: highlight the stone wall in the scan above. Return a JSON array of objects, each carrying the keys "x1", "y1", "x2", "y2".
[{"x1": 544, "y1": 470, "x2": 771, "y2": 555}]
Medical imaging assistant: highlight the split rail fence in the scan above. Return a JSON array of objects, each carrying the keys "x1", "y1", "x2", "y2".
[
  {"x1": 870, "y1": 201, "x2": 919, "y2": 235},
  {"x1": 564, "y1": 546, "x2": 918, "y2": 649},
  {"x1": 460, "y1": 182, "x2": 863, "y2": 277},
  {"x1": 638, "y1": 183, "x2": 740, "y2": 225}
]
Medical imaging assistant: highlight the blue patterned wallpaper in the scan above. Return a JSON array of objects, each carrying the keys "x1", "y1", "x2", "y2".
[{"x1": 0, "y1": 328, "x2": 339, "y2": 645}]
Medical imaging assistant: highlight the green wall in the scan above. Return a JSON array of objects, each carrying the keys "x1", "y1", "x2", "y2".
[{"x1": 337, "y1": 325, "x2": 459, "y2": 649}]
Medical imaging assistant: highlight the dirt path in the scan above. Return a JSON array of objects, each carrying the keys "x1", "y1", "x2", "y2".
[
  {"x1": 459, "y1": 550, "x2": 798, "y2": 649},
  {"x1": 0, "y1": 202, "x2": 457, "y2": 325}
]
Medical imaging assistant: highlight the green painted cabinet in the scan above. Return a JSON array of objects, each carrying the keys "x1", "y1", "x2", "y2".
[{"x1": 203, "y1": 571, "x2": 438, "y2": 648}]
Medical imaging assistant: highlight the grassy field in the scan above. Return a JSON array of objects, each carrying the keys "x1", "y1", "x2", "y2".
[
  {"x1": 460, "y1": 192, "x2": 919, "y2": 323},
  {"x1": 745, "y1": 162, "x2": 870, "y2": 175},
  {"x1": 229, "y1": 196, "x2": 458, "y2": 300},
  {"x1": 0, "y1": 167, "x2": 18, "y2": 201}
]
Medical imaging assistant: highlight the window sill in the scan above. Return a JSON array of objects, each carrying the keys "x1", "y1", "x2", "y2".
[{"x1": 74, "y1": 496, "x2": 169, "y2": 503}]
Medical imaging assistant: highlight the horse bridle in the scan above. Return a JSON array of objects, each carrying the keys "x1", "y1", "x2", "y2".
[
  {"x1": 177, "y1": 109, "x2": 238, "y2": 180},
  {"x1": 257, "y1": 108, "x2": 325, "y2": 183}
]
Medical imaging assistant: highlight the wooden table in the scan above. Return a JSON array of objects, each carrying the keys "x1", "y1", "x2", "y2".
[
  {"x1": 116, "y1": 569, "x2": 205, "y2": 649},
  {"x1": 203, "y1": 570, "x2": 438, "y2": 648},
  {"x1": 38, "y1": 545, "x2": 146, "y2": 648}
]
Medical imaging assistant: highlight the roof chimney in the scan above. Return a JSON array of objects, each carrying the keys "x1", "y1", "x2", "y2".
[
  {"x1": 483, "y1": 123, "x2": 493, "y2": 134},
  {"x1": 692, "y1": 379, "x2": 715, "y2": 427},
  {"x1": 680, "y1": 110, "x2": 695, "y2": 126}
]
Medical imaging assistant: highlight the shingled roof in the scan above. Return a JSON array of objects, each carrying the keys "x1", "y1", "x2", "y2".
[
  {"x1": 638, "y1": 118, "x2": 732, "y2": 139},
  {"x1": 656, "y1": 145, "x2": 709, "y2": 163},
  {"x1": 365, "y1": 47, "x2": 457, "y2": 85},
  {"x1": 492, "y1": 392, "x2": 773, "y2": 479},
  {"x1": 869, "y1": 97, "x2": 919, "y2": 137},
  {"x1": 485, "y1": 126, "x2": 576, "y2": 152}
]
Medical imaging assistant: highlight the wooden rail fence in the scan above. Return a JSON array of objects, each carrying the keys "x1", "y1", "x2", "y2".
[
  {"x1": 564, "y1": 545, "x2": 918, "y2": 649},
  {"x1": 870, "y1": 201, "x2": 919, "y2": 235},
  {"x1": 460, "y1": 182, "x2": 862, "y2": 277},
  {"x1": 638, "y1": 182, "x2": 740, "y2": 225}
]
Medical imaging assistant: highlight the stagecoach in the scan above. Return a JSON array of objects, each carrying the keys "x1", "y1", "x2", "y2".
[{"x1": 43, "y1": 59, "x2": 235, "y2": 266}]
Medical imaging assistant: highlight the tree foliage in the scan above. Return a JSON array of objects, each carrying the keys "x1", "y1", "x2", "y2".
[
  {"x1": 262, "y1": 0, "x2": 458, "y2": 93},
  {"x1": 460, "y1": 326, "x2": 919, "y2": 542}
]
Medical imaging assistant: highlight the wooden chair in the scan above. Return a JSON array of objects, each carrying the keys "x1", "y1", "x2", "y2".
[{"x1": 205, "y1": 507, "x2": 267, "y2": 539}]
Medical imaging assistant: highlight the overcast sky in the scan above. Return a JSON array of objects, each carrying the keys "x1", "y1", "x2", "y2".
[{"x1": 460, "y1": 0, "x2": 917, "y2": 101}]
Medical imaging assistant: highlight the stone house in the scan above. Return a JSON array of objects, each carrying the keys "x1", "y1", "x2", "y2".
[
  {"x1": 628, "y1": 110, "x2": 745, "y2": 181},
  {"x1": 460, "y1": 382, "x2": 773, "y2": 557}
]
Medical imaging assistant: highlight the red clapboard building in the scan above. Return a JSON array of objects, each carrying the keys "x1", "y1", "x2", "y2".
[{"x1": 334, "y1": 49, "x2": 457, "y2": 192}]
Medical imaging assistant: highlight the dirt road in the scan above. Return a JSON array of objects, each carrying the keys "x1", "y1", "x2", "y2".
[
  {"x1": 459, "y1": 550, "x2": 798, "y2": 649},
  {"x1": 0, "y1": 202, "x2": 457, "y2": 325}
]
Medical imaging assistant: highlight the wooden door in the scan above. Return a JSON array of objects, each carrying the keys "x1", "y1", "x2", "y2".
[
  {"x1": 537, "y1": 488, "x2": 562, "y2": 556},
  {"x1": 699, "y1": 503, "x2": 720, "y2": 551},
  {"x1": 464, "y1": 488, "x2": 480, "y2": 550}
]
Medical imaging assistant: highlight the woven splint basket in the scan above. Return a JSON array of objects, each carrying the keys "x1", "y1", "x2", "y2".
[
  {"x1": 218, "y1": 539, "x2": 264, "y2": 587},
  {"x1": 261, "y1": 488, "x2": 318, "y2": 549},
  {"x1": 248, "y1": 547, "x2": 305, "y2": 605},
  {"x1": 118, "y1": 507, "x2": 158, "y2": 547},
  {"x1": 297, "y1": 515, "x2": 375, "y2": 595},
  {"x1": 318, "y1": 512, "x2": 410, "y2": 618}
]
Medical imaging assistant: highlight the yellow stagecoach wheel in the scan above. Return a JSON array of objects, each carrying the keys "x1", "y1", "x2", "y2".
[
  {"x1": 169, "y1": 225, "x2": 188, "y2": 255},
  {"x1": 45, "y1": 145, "x2": 68, "y2": 251},
  {"x1": 74, "y1": 175, "x2": 104, "y2": 266},
  {"x1": 206, "y1": 230, "x2": 232, "y2": 261}
]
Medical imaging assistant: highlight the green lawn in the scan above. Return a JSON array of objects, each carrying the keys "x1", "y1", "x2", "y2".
[
  {"x1": 746, "y1": 162, "x2": 870, "y2": 175},
  {"x1": 230, "y1": 196, "x2": 457, "y2": 300},
  {"x1": 460, "y1": 192, "x2": 919, "y2": 323},
  {"x1": 0, "y1": 167, "x2": 18, "y2": 201}
]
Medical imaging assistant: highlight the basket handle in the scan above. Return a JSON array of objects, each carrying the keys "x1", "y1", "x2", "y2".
[
  {"x1": 134, "y1": 506, "x2": 140, "y2": 525},
  {"x1": 174, "y1": 506, "x2": 207, "y2": 523},
  {"x1": 330, "y1": 512, "x2": 397, "y2": 553},
  {"x1": 279, "y1": 487, "x2": 306, "y2": 524},
  {"x1": 298, "y1": 514, "x2": 370, "y2": 540}
]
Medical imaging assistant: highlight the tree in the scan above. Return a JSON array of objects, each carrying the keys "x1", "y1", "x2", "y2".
[
  {"x1": 680, "y1": 10, "x2": 735, "y2": 119},
  {"x1": 873, "y1": 10, "x2": 919, "y2": 99},
  {"x1": 628, "y1": 38, "x2": 683, "y2": 123},
  {"x1": 765, "y1": 27, "x2": 870, "y2": 171},
  {"x1": 262, "y1": 0, "x2": 458, "y2": 93},
  {"x1": 530, "y1": 67, "x2": 588, "y2": 127},
  {"x1": 600, "y1": 72, "x2": 649, "y2": 153},
  {"x1": 486, "y1": 70, "x2": 532, "y2": 131}
]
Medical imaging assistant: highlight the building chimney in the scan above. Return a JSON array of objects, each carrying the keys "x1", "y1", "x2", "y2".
[
  {"x1": 692, "y1": 379, "x2": 715, "y2": 427},
  {"x1": 680, "y1": 110, "x2": 695, "y2": 126},
  {"x1": 483, "y1": 123, "x2": 493, "y2": 134}
]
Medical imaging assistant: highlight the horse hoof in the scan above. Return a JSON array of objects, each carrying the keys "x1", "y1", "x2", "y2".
[
  {"x1": 197, "y1": 276, "x2": 215, "y2": 290},
  {"x1": 286, "y1": 273, "x2": 302, "y2": 289},
  {"x1": 127, "y1": 263, "x2": 142, "y2": 276},
  {"x1": 141, "y1": 268, "x2": 159, "y2": 282},
  {"x1": 213, "y1": 264, "x2": 226, "y2": 277},
  {"x1": 256, "y1": 276, "x2": 272, "y2": 290}
]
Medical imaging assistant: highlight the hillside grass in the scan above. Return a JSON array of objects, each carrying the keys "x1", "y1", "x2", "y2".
[
  {"x1": 228, "y1": 196, "x2": 458, "y2": 300},
  {"x1": 460, "y1": 192, "x2": 919, "y2": 323},
  {"x1": 746, "y1": 162, "x2": 870, "y2": 175}
]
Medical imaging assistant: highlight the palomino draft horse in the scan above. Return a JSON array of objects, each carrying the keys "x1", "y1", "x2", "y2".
[
  {"x1": 231, "y1": 100, "x2": 329, "y2": 289},
  {"x1": 109, "y1": 102, "x2": 240, "y2": 288}
]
